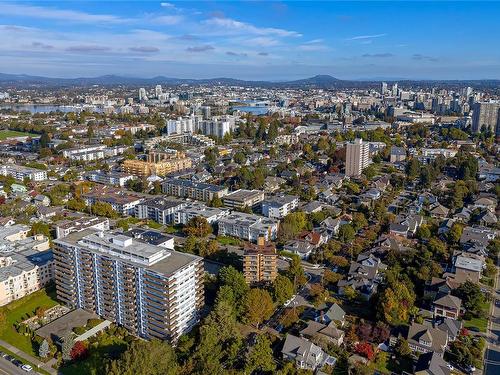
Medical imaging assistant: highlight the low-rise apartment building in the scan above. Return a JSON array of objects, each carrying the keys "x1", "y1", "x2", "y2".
[
  {"x1": 218, "y1": 212, "x2": 278, "y2": 242},
  {"x1": 0, "y1": 225, "x2": 54, "y2": 306},
  {"x1": 55, "y1": 216, "x2": 110, "y2": 239},
  {"x1": 0, "y1": 164, "x2": 47, "y2": 182},
  {"x1": 174, "y1": 202, "x2": 230, "y2": 225},
  {"x1": 162, "y1": 178, "x2": 228, "y2": 202},
  {"x1": 261, "y1": 195, "x2": 299, "y2": 219},
  {"x1": 86, "y1": 170, "x2": 135, "y2": 187},
  {"x1": 82, "y1": 187, "x2": 144, "y2": 216},
  {"x1": 135, "y1": 197, "x2": 186, "y2": 225},
  {"x1": 53, "y1": 229, "x2": 204, "y2": 342},
  {"x1": 223, "y1": 189, "x2": 265, "y2": 210}
]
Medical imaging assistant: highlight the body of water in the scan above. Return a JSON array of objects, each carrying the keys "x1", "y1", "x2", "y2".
[{"x1": 231, "y1": 106, "x2": 269, "y2": 115}]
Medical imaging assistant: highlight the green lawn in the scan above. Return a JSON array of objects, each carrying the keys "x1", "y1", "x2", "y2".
[
  {"x1": 0, "y1": 130, "x2": 37, "y2": 140},
  {"x1": 216, "y1": 236, "x2": 241, "y2": 246},
  {"x1": 0, "y1": 286, "x2": 59, "y2": 356},
  {"x1": 145, "y1": 220, "x2": 163, "y2": 230},
  {"x1": 463, "y1": 301, "x2": 490, "y2": 333},
  {"x1": 60, "y1": 334, "x2": 127, "y2": 375}
]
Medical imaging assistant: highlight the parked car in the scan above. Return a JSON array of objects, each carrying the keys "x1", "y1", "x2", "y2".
[
  {"x1": 21, "y1": 364, "x2": 33, "y2": 372},
  {"x1": 466, "y1": 365, "x2": 476, "y2": 373},
  {"x1": 12, "y1": 359, "x2": 22, "y2": 367}
]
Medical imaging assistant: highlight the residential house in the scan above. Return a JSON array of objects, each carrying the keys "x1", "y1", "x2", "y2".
[
  {"x1": 429, "y1": 203, "x2": 450, "y2": 219},
  {"x1": 389, "y1": 214, "x2": 423, "y2": 238},
  {"x1": 300, "y1": 321, "x2": 344, "y2": 346},
  {"x1": 281, "y1": 334, "x2": 336, "y2": 371},
  {"x1": 452, "y1": 251, "x2": 485, "y2": 283},
  {"x1": 320, "y1": 303, "x2": 346, "y2": 326},
  {"x1": 433, "y1": 294, "x2": 462, "y2": 320},
  {"x1": 414, "y1": 352, "x2": 451, "y2": 375},
  {"x1": 338, "y1": 253, "x2": 387, "y2": 300},
  {"x1": 434, "y1": 317, "x2": 462, "y2": 342},
  {"x1": 406, "y1": 322, "x2": 448, "y2": 355}
]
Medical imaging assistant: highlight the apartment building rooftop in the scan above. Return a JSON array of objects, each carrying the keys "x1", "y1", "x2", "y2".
[
  {"x1": 224, "y1": 189, "x2": 263, "y2": 202},
  {"x1": 55, "y1": 229, "x2": 200, "y2": 276},
  {"x1": 162, "y1": 177, "x2": 226, "y2": 192}
]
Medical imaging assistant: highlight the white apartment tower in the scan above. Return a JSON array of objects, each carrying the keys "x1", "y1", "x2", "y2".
[{"x1": 345, "y1": 138, "x2": 370, "y2": 177}]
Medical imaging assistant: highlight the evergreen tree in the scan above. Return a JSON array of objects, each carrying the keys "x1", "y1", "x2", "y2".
[
  {"x1": 39, "y1": 339, "x2": 49, "y2": 359},
  {"x1": 245, "y1": 335, "x2": 276, "y2": 374},
  {"x1": 61, "y1": 331, "x2": 74, "y2": 361}
]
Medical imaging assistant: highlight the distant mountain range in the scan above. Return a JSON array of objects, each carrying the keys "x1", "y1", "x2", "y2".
[{"x1": 0, "y1": 73, "x2": 498, "y2": 89}]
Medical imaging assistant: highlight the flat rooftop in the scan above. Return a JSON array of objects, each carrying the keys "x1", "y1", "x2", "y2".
[{"x1": 55, "y1": 229, "x2": 201, "y2": 277}]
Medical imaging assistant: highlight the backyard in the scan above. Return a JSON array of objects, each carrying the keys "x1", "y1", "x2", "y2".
[
  {"x1": 462, "y1": 300, "x2": 490, "y2": 333},
  {"x1": 0, "y1": 285, "x2": 59, "y2": 356}
]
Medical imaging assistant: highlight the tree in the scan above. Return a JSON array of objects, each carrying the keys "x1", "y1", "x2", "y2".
[
  {"x1": 394, "y1": 338, "x2": 411, "y2": 358},
  {"x1": 39, "y1": 339, "x2": 49, "y2": 359},
  {"x1": 39, "y1": 131, "x2": 50, "y2": 149},
  {"x1": 287, "y1": 255, "x2": 307, "y2": 286},
  {"x1": 200, "y1": 240, "x2": 219, "y2": 258},
  {"x1": 70, "y1": 341, "x2": 88, "y2": 361},
  {"x1": 352, "y1": 212, "x2": 368, "y2": 231},
  {"x1": 184, "y1": 216, "x2": 212, "y2": 237},
  {"x1": 183, "y1": 236, "x2": 197, "y2": 254},
  {"x1": 454, "y1": 280, "x2": 485, "y2": 316},
  {"x1": 416, "y1": 224, "x2": 431, "y2": 240},
  {"x1": 91, "y1": 202, "x2": 118, "y2": 218},
  {"x1": 67, "y1": 198, "x2": 87, "y2": 212},
  {"x1": 267, "y1": 121, "x2": 279, "y2": 143},
  {"x1": 218, "y1": 266, "x2": 249, "y2": 316},
  {"x1": 30, "y1": 222, "x2": 51, "y2": 238},
  {"x1": 192, "y1": 298, "x2": 241, "y2": 374},
  {"x1": 233, "y1": 151, "x2": 247, "y2": 165},
  {"x1": 377, "y1": 282, "x2": 416, "y2": 325},
  {"x1": 447, "y1": 223, "x2": 463, "y2": 244},
  {"x1": 208, "y1": 196, "x2": 223, "y2": 208},
  {"x1": 406, "y1": 158, "x2": 420, "y2": 180},
  {"x1": 279, "y1": 211, "x2": 308, "y2": 241},
  {"x1": 245, "y1": 335, "x2": 276, "y2": 374},
  {"x1": 323, "y1": 270, "x2": 343, "y2": 286},
  {"x1": 355, "y1": 342, "x2": 375, "y2": 360},
  {"x1": 338, "y1": 224, "x2": 355, "y2": 243},
  {"x1": 272, "y1": 275, "x2": 294, "y2": 305},
  {"x1": 372, "y1": 321, "x2": 391, "y2": 343},
  {"x1": 61, "y1": 331, "x2": 74, "y2": 361},
  {"x1": 107, "y1": 339, "x2": 178, "y2": 375},
  {"x1": 428, "y1": 238, "x2": 448, "y2": 260},
  {"x1": 245, "y1": 288, "x2": 275, "y2": 327},
  {"x1": 309, "y1": 283, "x2": 329, "y2": 306}
]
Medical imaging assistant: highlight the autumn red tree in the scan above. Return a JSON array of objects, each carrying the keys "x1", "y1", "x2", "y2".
[
  {"x1": 355, "y1": 342, "x2": 375, "y2": 361},
  {"x1": 70, "y1": 341, "x2": 88, "y2": 361}
]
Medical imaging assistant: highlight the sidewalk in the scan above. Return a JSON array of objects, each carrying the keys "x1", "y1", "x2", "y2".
[{"x1": 0, "y1": 339, "x2": 57, "y2": 375}]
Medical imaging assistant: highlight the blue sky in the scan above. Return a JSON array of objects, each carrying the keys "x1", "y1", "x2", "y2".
[{"x1": 0, "y1": 1, "x2": 499, "y2": 80}]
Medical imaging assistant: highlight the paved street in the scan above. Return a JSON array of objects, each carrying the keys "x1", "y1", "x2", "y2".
[
  {"x1": 484, "y1": 261, "x2": 500, "y2": 375},
  {"x1": 0, "y1": 357, "x2": 31, "y2": 375}
]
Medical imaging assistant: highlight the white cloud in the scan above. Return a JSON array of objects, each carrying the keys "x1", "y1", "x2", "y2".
[
  {"x1": 0, "y1": 2, "x2": 129, "y2": 24},
  {"x1": 349, "y1": 33, "x2": 387, "y2": 40},
  {"x1": 203, "y1": 17, "x2": 301, "y2": 37},
  {"x1": 160, "y1": 2, "x2": 175, "y2": 8}
]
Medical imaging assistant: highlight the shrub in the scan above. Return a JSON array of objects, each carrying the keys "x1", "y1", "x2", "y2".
[{"x1": 73, "y1": 326, "x2": 87, "y2": 335}]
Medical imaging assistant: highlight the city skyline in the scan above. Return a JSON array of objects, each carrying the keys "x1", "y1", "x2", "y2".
[{"x1": 1, "y1": 1, "x2": 500, "y2": 80}]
